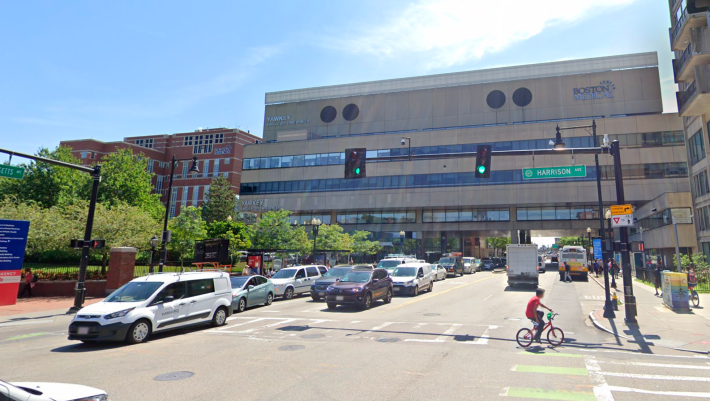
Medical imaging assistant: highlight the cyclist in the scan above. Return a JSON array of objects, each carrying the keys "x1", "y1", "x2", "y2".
[
  {"x1": 525, "y1": 288, "x2": 553, "y2": 343},
  {"x1": 688, "y1": 267, "x2": 697, "y2": 291}
]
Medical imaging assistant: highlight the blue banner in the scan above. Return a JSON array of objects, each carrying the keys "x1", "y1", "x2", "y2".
[
  {"x1": 593, "y1": 238, "x2": 602, "y2": 260},
  {"x1": 0, "y1": 219, "x2": 30, "y2": 271}
]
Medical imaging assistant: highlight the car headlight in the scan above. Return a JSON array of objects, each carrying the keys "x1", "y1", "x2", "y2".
[
  {"x1": 72, "y1": 394, "x2": 108, "y2": 401},
  {"x1": 348, "y1": 288, "x2": 361, "y2": 293},
  {"x1": 407, "y1": 279, "x2": 416, "y2": 285},
  {"x1": 103, "y1": 308, "x2": 135, "y2": 320}
]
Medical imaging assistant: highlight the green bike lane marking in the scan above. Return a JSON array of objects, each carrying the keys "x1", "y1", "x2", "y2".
[
  {"x1": 512, "y1": 365, "x2": 588, "y2": 376},
  {"x1": 1, "y1": 332, "x2": 52, "y2": 342},
  {"x1": 501, "y1": 387, "x2": 595, "y2": 401}
]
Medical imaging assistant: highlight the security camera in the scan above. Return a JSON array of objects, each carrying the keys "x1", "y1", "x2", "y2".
[{"x1": 401, "y1": 138, "x2": 406, "y2": 146}]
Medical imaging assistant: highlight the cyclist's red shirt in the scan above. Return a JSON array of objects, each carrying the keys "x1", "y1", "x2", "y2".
[{"x1": 525, "y1": 296, "x2": 540, "y2": 319}]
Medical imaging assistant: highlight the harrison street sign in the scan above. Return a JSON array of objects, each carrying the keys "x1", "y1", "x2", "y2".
[
  {"x1": 522, "y1": 165, "x2": 586, "y2": 180},
  {"x1": 0, "y1": 165, "x2": 25, "y2": 180}
]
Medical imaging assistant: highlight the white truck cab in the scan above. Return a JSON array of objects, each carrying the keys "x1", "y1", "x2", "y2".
[{"x1": 68, "y1": 271, "x2": 233, "y2": 344}]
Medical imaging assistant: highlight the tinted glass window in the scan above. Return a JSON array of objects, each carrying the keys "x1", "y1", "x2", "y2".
[
  {"x1": 296, "y1": 269, "x2": 306, "y2": 279},
  {"x1": 153, "y1": 282, "x2": 186, "y2": 303},
  {"x1": 187, "y1": 279, "x2": 215, "y2": 297},
  {"x1": 317, "y1": 266, "x2": 328, "y2": 275},
  {"x1": 306, "y1": 267, "x2": 319, "y2": 277},
  {"x1": 106, "y1": 282, "x2": 163, "y2": 303}
]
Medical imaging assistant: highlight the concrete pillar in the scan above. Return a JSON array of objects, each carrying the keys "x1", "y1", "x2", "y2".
[
  {"x1": 510, "y1": 230, "x2": 519, "y2": 245},
  {"x1": 105, "y1": 247, "x2": 138, "y2": 294}
]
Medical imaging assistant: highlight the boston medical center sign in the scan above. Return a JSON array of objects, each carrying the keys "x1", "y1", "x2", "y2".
[{"x1": 573, "y1": 80, "x2": 615, "y2": 101}]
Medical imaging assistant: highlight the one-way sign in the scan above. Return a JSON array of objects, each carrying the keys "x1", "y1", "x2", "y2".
[{"x1": 611, "y1": 214, "x2": 633, "y2": 228}]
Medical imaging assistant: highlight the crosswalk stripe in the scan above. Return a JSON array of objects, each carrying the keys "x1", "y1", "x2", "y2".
[
  {"x1": 601, "y1": 371, "x2": 710, "y2": 382},
  {"x1": 235, "y1": 318, "x2": 299, "y2": 334},
  {"x1": 605, "y1": 386, "x2": 710, "y2": 398},
  {"x1": 598, "y1": 360, "x2": 710, "y2": 370},
  {"x1": 404, "y1": 324, "x2": 461, "y2": 343},
  {"x1": 583, "y1": 355, "x2": 614, "y2": 401}
]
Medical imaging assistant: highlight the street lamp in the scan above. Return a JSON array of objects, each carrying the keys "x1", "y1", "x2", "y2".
[
  {"x1": 149, "y1": 236, "x2": 159, "y2": 273},
  {"x1": 158, "y1": 155, "x2": 199, "y2": 272},
  {"x1": 586, "y1": 227, "x2": 592, "y2": 259},
  {"x1": 311, "y1": 217, "x2": 322, "y2": 257},
  {"x1": 603, "y1": 208, "x2": 616, "y2": 318},
  {"x1": 399, "y1": 230, "x2": 405, "y2": 255}
]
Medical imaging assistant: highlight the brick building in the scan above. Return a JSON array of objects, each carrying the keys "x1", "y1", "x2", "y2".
[{"x1": 60, "y1": 127, "x2": 261, "y2": 216}]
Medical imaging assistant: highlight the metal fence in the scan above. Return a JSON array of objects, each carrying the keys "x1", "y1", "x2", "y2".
[
  {"x1": 636, "y1": 267, "x2": 710, "y2": 293},
  {"x1": 24, "y1": 263, "x2": 106, "y2": 281}
]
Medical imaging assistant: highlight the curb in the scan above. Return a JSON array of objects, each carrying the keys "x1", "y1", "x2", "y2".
[
  {"x1": 588, "y1": 310, "x2": 709, "y2": 355},
  {"x1": 589, "y1": 275, "x2": 623, "y2": 305}
]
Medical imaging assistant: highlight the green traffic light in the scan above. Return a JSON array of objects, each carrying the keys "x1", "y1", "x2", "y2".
[
  {"x1": 477, "y1": 165, "x2": 486, "y2": 174},
  {"x1": 354, "y1": 167, "x2": 360, "y2": 175}
]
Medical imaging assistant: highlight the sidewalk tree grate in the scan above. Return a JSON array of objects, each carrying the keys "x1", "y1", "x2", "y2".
[
  {"x1": 377, "y1": 337, "x2": 401, "y2": 343},
  {"x1": 301, "y1": 334, "x2": 325, "y2": 339},
  {"x1": 423, "y1": 313, "x2": 440, "y2": 316},
  {"x1": 153, "y1": 371, "x2": 194, "y2": 381},
  {"x1": 278, "y1": 345, "x2": 305, "y2": 351}
]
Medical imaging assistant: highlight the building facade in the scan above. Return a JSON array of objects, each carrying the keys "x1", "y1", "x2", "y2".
[
  {"x1": 669, "y1": 0, "x2": 710, "y2": 260},
  {"x1": 240, "y1": 53, "x2": 694, "y2": 261},
  {"x1": 61, "y1": 127, "x2": 260, "y2": 217}
]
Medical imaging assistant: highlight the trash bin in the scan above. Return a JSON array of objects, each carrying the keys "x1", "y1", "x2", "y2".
[{"x1": 661, "y1": 271, "x2": 689, "y2": 310}]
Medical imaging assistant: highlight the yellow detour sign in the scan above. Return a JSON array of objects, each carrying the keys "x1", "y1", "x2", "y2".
[{"x1": 610, "y1": 204, "x2": 633, "y2": 216}]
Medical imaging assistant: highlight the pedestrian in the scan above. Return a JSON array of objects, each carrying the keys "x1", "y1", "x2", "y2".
[
  {"x1": 243, "y1": 265, "x2": 252, "y2": 276},
  {"x1": 655, "y1": 262, "x2": 664, "y2": 296},
  {"x1": 593, "y1": 260, "x2": 600, "y2": 277},
  {"x1": 19, "y1": 268, "x2": 34, "y2": 298},
  {"x1": 564, "y1": 262, "x2": 572, "y2": 283}
]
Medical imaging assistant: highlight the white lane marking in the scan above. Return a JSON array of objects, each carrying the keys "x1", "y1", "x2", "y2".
[
  {"x1": 576, "y1": 349, "x2": 710, "y2": 360},
  {"x1": 361, "y1": 322, "x2": 394, "y2": 335},
  {"x1": 601, "y1": 371, "x2": 710, "y2": 382},
  {"x1": 350, "y1": 321, "x2": 361, "y2": 324},
  {"x1": 257, "y1": 310, "x2": 282, "y2": 313},
  {"x1": 301, "y1": 307, "x2": 325, "y2": 312},
  {"x1": 483, "y1": 295, "x2": 493, "y2": 301},
  {"x1": 606, "y1": 386, "x2": 710, "y2": 398},
  {"x1": 0, "y1": 318, "x2": 55, "y2": 327},
  {"x1": 404, "y1": 324, "x2": 461, "y2": 343},
  {"x1": 225, "y1": 317, "x2": 268, "y2": 325},
  {"x1": 236, "y1": 318, "x2": 299, "y2": 334},
  {"x1": 499, "y1": 387, "x2": 509, "y2": 396},
  {"x1": 461, "y1": 325, "x2": 498, "y2": 345},
  {"x1": 583, "y1": 355, "x2": 614, "y2": 401},
  {"x1": 598, "y1": 360, "x2": 710, "y2": 370}
]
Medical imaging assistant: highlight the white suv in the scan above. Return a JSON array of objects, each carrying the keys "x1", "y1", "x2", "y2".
[
  {"x1": 390, "y1": 263, "x2": 434, "y2": 296},
  {"x1": 271, "y1": 265, "x2": 323, "y2": 299},
  {"x1": 68, "y1": 271, "x2": 233, "y2": 344}
]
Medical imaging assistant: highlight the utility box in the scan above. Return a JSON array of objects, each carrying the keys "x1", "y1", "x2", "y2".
[{"x1": 661, "y1": 271, "x2": 690, "y2": 311}]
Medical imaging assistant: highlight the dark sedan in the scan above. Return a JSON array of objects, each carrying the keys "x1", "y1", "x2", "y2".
[
  {"x1": 310, "y1": 266, "x2": 354, "y2": 301},
  {"x1": 480, "y1": 258, "x2": 502, "y2": 271},
  {"x1": 325, "y1": 268, "x2": 393, "y2": 310}
]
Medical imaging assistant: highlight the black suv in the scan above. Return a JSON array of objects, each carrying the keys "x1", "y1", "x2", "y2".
[
  {"x1": 325, "y1": 268, "x2": 393, "y2": 310},
  {"x1": 439, "y1": 256, "x2": 464, "y2": 277}
]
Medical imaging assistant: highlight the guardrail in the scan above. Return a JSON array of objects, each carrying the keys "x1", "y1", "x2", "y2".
[
  {"x1": 678, "y1": 80, "x2": 697, "y2": 111},
  {"x1": 674, "y1": 43, "x2": 693, "y2": 78},
  {"x1": 671, "y1": 8, "x2": 689, "y2": 48}
]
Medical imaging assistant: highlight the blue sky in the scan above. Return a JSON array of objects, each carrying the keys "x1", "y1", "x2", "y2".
[{"x1": 0, "y1": 0, "x2": 676, "y2": 156}]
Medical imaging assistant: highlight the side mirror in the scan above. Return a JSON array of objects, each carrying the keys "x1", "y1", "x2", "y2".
[{"x1": 163, "y1": 296, "x2": 174, "y2": 304}]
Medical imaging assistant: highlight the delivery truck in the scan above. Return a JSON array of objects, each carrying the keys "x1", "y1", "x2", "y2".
[{"x1": 506, "y1": 244, "x2": 539, "y2": 287}]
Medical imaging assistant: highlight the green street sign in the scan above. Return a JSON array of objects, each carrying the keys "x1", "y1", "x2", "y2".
[
  {"x1": 522, "y1": 165, "x2": 586, "y2": 180},
  {"x1": 0, "y1": 165, "x2": 25, "y2": 179},
  {"x1": 552, "y1": 244, "x2": 559, "y2": 249}
]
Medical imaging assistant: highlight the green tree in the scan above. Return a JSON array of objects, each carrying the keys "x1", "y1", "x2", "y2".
[
  {"x1": 557, "y1": 237, "x2": 591, "y2": 248},
  {"x1": 313, "y1": 224, "x2": 351, "y2": 251},
  {"x1": 89, "y1": 148, "x2": 164, "y2": 219},
  {"x1": 351, "y1": 230, "x2": 381, "y2": 262},
  {"x1": 672, "y1": 253, "x2": 710, "y2": 272},
  {"x1": 206, "y1": 219, "x2": 252, "y2": 261},
  {"x1": 0, "y1": 200, "x2": 80, "y2": 256},
  {"x1": 202, "y1": 176, "x2": 237, "y2": 223},
  {"x1": 168, "y1": 206, "x2": 207, "y2": 266},
  {"x1": 486, "y1": 237, "x2": 511, "y2": 256},
  {"x1": 0, "y1": 146, "x2": 88, "y2": 208},
  {"x1": 286, "y1": 226, "x2": 312, "y2": 255},
  {"x1": 249, "y1": 210, "x2": 295, "y2": 250}
]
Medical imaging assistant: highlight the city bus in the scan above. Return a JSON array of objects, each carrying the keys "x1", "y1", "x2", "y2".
[{"x1": 558, "y1": 245, "x2": 588, "y2": 281}]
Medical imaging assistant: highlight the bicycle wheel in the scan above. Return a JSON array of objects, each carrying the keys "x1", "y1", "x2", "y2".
[
  {"x1": 516, "y1": 328, "x2": 533, "y2": 348},
  {"x1": 547, "y1": 327, "x2": 565, "y2": 347},
  {"x1": 691, "y1": 291, "x2": 700, "y2": 308}
]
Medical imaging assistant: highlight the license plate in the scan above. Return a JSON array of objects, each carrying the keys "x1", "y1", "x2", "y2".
[
  {"x1": 318, "y1": 292, "x2": 325, "y2": 296},
  {"x1": 77, "y1": 327, "x2": 89, "y2": 335},
  {"x1": 394, "y1": 287, "x2": 401, "y2": 292},
  {"x1": 336, "y1": 296, "x2": 344, "y2": 301}
]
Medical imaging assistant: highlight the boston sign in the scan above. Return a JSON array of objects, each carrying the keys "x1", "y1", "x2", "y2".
[
  {"x1": 522, "y1": 165, "x2": 587, "y2": 180},
  {"x1": 573, "y1": 80, "x2": 615, "y2": 101}
]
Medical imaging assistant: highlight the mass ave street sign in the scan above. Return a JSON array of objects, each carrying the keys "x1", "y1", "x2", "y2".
[
  {"x1": 0, "y1": 165, "x2": 24, "y2": 179},
  {"x1": 522, "y1": 165, "x2": 586, "y2": 180}
]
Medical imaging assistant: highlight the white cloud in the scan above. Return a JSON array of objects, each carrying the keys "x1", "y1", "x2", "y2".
[{"x1": 339, "y1": 0, "x2": 639, "y2": 69}]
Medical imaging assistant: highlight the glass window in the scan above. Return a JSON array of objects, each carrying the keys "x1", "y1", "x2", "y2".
[
  {"x1": 446, "y1": 210, "x2": 459, "y2": 222},
  {"x1": 499, "y1": 209, "x2": 510, "y2": 221},
  {"x1": 281, "y1": 156, "x2": 292, "y2": 168},
  {"x1": 689, "y1": 129, "x2": 706, "y2": 166},
  {"x1": 187, "y1": 279, "x2": 215, "y2": 297},
  {"x1": 527, "y1": 208, "x2": 542, "y2": 220},
  {"x1": 460, "y1": 210, "x2": 473, "y2": 222},
  {"x1": 295, "y1": 269, "x2": 306, "y2": 279},
  {"x1": 541, "y1": 207, "x2": 555, "y2": 220},
  {"x1": 556, "y1": 207, "x2": 571, "y2": 220},
  {"x1": 486, "y1": 209, "x2": 500, "y2": 221},
  {"x1": 292, "y1": 155, "x2": 304, "y2": 167},
  {"x1": 270, "y1": 157, "x2": 281, "y2": 169},
  {"x1": 432, "y1": 210, "x2": 446, "y2": 223},
  {"x1": 516, "y1": 208, "x2": 528, "y2": 221},
  {"x1": 306, "y1": 267, "x2": 319, "y2": 277},
  {"x1": 304, "y1": 154, "x2": 317, "y2": 166},
  {"x1": 152, "y1": 282, "x2": 186, "y2": 304}
]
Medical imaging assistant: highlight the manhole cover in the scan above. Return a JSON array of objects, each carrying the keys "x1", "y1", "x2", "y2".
[
  {"x1": 278, "y1": 325, "x2": 310, "y2": 332},
  {"x1": 279, "y1": 345, "x2": 306, "y2": 351},
  {"x1": 424, "y1": 313, "x2": 440, "y2": 316},
  {"x1": 301, "y1": 334, "x2": 325, "y2": 339},
  {"x1": 154, "y1": 371, "x2": 194, "y2": 382},
  {"x1": 377, "y1": 337, "x2": 401, "y2": 343}
]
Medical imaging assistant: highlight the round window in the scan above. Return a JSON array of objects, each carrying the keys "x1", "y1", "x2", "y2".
[
  {"x1": 320, "y1": 106, "x2": 337, "y2": 123},
  {"x1": 342, "y1": 104, "x2": 360, "y2": 121},
  {"x1": 513, "y1": 87, "x2": 533, "y2": 107},
  {"x1": 486, "y1": 90, "x2": 506, "y2": 109}
]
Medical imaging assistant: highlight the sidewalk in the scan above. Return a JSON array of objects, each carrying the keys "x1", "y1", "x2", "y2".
[
  {"x1": 588, "y1": 274, "x2": 710, "y2": 353},
  {"x1": 0, "y1": 296, "x2": 103, "y2": 319}
]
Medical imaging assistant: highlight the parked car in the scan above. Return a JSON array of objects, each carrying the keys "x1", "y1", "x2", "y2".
[
  {"x1": 376, "y1": 257, "x2": 417, "y2": 274},
  {"x1": 325, "y1": 268, "x2": 393, "y2": 310},
  {"x1": 390, "y1": 263, "x2": 434, "y2": 296},
  {"x1": 538, "y1": 255, "x2": 546, "y2": 273},
  {"x1": 439, "y1": 255, "x2": 464, "y2": 277},
  {"x1": 230, "y1": 275, "x2": 274, "y2": 312},
  {"x1": 480, "y1": 258, "x2": 499, "y2": 271},
  {"x1": 431, "y1": 264, "x2": 447, "y2": 281},
  {"x1": 271, "y1": 266, "x2": 322, "y2": 299},
  {"x1": 1, "y1": 379, "x2": 108, "y2": 401},
  {"x1": 351, "y1": 264, "x2": 374, "y2": 269},
  {"x1": 462, "y1": 257, "x2": 477, "y2": 274},
  {"x1": 310, "y1": 266, "x2": 354, "y2": 301},
  {"x1": 68, "y1": 271, "x2": 232, "y2": 344}
]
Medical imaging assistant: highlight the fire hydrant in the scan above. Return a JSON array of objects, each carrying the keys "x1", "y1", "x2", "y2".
[{"x1": 612, "y1": 293, "x2": 619, "y2": 311}]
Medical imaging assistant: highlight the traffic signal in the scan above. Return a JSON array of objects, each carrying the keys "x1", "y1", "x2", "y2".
[
  {"x1": 90, "y1": 239, "x2": 106, "y2": 249},
  {"x1": 344, "y1": 148, "x2": 366, "y2": 179},
  {"x1": 475, "y1": 145, "x2": 492, "y2": 178},
  {"x1": 69, "y1": 239, "x2": 105, "y2": 249},
  {"x1": 630, "y1": 241, "x2": 645, "y2": 252}
]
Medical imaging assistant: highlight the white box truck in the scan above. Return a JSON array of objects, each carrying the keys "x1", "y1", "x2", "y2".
[{"x1": 506, "y1": 244, "x2": 539, "y2": 287}]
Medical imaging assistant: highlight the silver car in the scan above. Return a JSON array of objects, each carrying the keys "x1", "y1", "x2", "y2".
[
  {"x1": 430, "y1": 264, "x2": 447, "y2": 281},
  {"x1": 463, "y1": 258, "x2": 476, "y2": 274},
  {"x1": 230, "y1": 275, "x2": 274, "y2": 312}
]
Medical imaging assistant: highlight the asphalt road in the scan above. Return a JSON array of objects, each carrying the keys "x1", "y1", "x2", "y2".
[{"x1": 1, "y1": 270, "x2": 709, "y2": 401}]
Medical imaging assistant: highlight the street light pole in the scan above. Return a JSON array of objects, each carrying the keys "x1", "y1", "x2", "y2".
[
  {"x1": 611, "y1": 140, "x2": 637, "y2": 323},
  {"x1": 311, "y1": 217, "x2": 321, "y2": 257},
  {"x1": 672, "y1": 216, "x2": 682, "y2": 272},
  {"x1": 149, "y1": 236, "x2": 159, "y2": 274},
  {"x1": 158, "y1": 155, "x2": 199, "y2": 272},
  {"x1": 399, "y1": 230, "x2": 405, "y2": 255},
  {"x1": 70, "y1": 165, "x2": 101, "y2": 313}
]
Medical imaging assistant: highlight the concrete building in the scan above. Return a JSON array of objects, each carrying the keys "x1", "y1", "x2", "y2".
[
  {"x1": 669, "y1": 0, "x2": 710, "y2": 260},
  {"x1": 240, "y1": 52, "x2": 694, "y2": 261},
  {"x1": 60, "y1": 127, "x2": 260, "y2": 217}
]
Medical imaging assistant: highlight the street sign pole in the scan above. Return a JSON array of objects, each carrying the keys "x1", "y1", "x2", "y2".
[
  {"x1": 611, "y1": 140, "x2": 637, "y2": 324},
  {"x1": 673, "y1": 216, "x2": 681, "y2": 272}
]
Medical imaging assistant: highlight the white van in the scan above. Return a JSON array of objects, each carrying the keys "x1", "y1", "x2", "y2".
[
  {"x1": 377, "y1": 257, "x2": 418, "y2": 275},
  {"x1": 271, "y1": 265, "x2": 323, "y2": 299},
  {"x1": 390, "y1": 263, "x2": 434, "y2": 296},
  {"x1": 68, "y1": 271, "x2": 233, "y2": 344}
]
